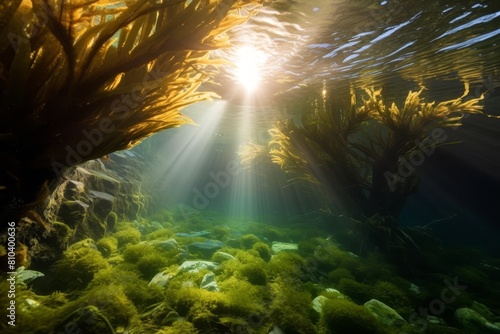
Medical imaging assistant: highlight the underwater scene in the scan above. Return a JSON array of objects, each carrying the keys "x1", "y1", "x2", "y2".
[{"x1": 1, "y1": 0, "x2": 500, "y2": 333}]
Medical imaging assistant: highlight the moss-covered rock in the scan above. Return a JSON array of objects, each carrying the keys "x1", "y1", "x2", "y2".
[
  {"x1": 337, "y1": 278, "x2": 373, "y2": 304},
  {"x1": 238, "y1": 264, "x2": 268, "y2": 286},
  {"x1": 322, "y1": 299, "x2": 381, "y2": 334},
  {"x1": 252, "y1": 242, "x2": 272, "y2": 262},
  {"x1": 80, "y1": 284, "x2": 138, "y2": 328},
  {"x1": 51, "y1": 246, "x2": 109, "y2": 291},
  {"x1": 328, "y1": 267, "x2": 355, "y2": 284},
  {"x1": 114, "y1": 227, "x2": 141, "y2": 248},
  {"x1": 96, "y1": 237, "x2": 118, "y2": 258},
  {"x1": 240, "y1": 234, "x2": 261, "y2": 249}
]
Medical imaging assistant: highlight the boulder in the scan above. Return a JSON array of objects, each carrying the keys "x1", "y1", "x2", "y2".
[
  {"x1": 455, "y1": 308, "x2": 500, "y2": 334},
  {"x1": 364, "y1": 299, "x2": 407, "y2": 328},
  {"x1": 149, "y1": 271, "x2": 174, "y2": 288},
  {"x1": 271, "y1": 241, "x2": 298, "y2": 253},
  {"x1": 178, "y1": 260, "x2": 220, "y2": 273},
  {"x1": 200, "y1": 272, "x2": 219, "y2": 292}
]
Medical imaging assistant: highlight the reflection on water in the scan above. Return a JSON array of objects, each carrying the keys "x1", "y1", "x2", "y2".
[{"x1": 218, "y1": 0, "x2": 500, "y2": 97}]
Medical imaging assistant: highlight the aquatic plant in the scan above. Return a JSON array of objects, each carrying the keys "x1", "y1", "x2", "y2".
[
  {"x1": 51, "y1": 246, "x2": 109, "y2": 291},
  {"x1": 114, "y1": 227, "x2": 141, "y2": 248},
  {"x1": 252, "y1": 241, "x2": 272, "y2": 262},
  {"x1": 337, "y1": 278, "x2": 373, "y2": 304},
  {"x1": 89, "y1": 267, "x2": 164, "y2": 309},
  {"x1": 243, "y1": 85, "x2": 494, "y2": 253},
  {"x1": 321, "y1": 298, "x2": 381, "y2": 334},
  {"x1": 0, "y1": 0, "x2": 261, "y2": 221},
  {"x1": 269, "y1": 280, "x2": 317, "y2": 333},
  {"x1": 96, "y1": 236, "x2": 118, "y2": 257},
  {"x1": 266, "y1": 86, "x2": 486, "y2": 220},
  {"x1": 238, "y1": 263, "x2": 268, "y2": 285}
]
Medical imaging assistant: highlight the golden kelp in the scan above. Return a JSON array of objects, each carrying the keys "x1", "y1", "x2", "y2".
[
  {"x1": 263, "y1": 85, "x2": 492, "y2": 220},
  {"x1": 0, "y1": 0, "x2": 261, "y2": 214}
]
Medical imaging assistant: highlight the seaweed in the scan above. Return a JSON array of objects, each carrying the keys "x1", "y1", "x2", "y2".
[{"x1": 0, "y1": 0, "x2": 262, "y2": 222}]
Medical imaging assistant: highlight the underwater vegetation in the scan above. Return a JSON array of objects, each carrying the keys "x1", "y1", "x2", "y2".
[
  {"x1": 4, "y1": 210, "x2": 500, "y2": 333},
  {"x1": 0, "y1": 0, "x2": 261, "y2": 221},
  {"x1": 239, "y1": 85, "x2": 498, "y2": 253}
]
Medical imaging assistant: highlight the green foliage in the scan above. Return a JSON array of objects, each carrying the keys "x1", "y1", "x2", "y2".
[
  {"x1": 328, "y1": 268, "x2": 355, "y2": 284},
  {"x1": 240, "y1": 234, "x2": 261, "y2": 249},
  {"x1": 264, "y1": 86, "x2": 486, "y2": 221},
  {"x1": 51, "y1": 247, "x2": 109, "y2": 291},
  {"x1": 238, "y1": 264, "x2": 268, "y2": 286},
  {"x1": 136, "y1": 253, "x2": 171, "y2": 280},
  {"x1": 372, "y1": 281, "x2": 411, "y2": 315},
  {"x1": 252, "y1": 242, "x2": 272, "y2": 262},
  {"x1": 122, "y1": 243, "x2": 174, "y2": 279},
  {"x1": 337, "y1": 278, "x2": 373, "y2": 304},
  {"x1": 158, "y1": 321, "x2": 199, "y2": 334},
  {"x1": 321, "y1": 299, "x2": 381, "y2": 334},
  {"x1": 145, "y1": 228, "x2": 174, "y2": 241},
  {"x1": 89, "y1": 268, "x2": 164, "y2": 309},
  {"x1": 114, "y1": 228, "x2": 141, "y2": 248},
  {"x1": 269, "y1": 281, "x2": 316, "y2": 333},
  {"x1": 96, "y1": 237, "x2": 118, "y2": 258},
  {"x1": 267, "y1": 251, "x2": 307, "y2": 280},
  {"x1": 210, "y1": 225, "x2": 231, "y2": 241},
  {"x1": 80, "y1": 284, "x2": 138, "y2": 328}
]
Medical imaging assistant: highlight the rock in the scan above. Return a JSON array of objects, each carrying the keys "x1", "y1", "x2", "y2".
[
  {"x1": 471, "y1": 301, "x2": 497, "y2": 321},
  {"x1": 271, "y1": 241, "x2": 298, "y2": 253},
  {"x1": 143, "y1": 238, "x2": 178, "y2": 251},
  {"x1": 364, "y1": 299, "x2": 407, "y2": 328},
  {"x1": 312, "y1": 295, "x2": 329, "y2": 314},
  {"x1": 176, "y1": 230, "x2": 211, "y2": 238},
  {"x1": 268, "y1": 325, "x2": 285, "y2": 334},
  {"x1": 213, "y1": 251, "x2": 237, "y2": 261},
  {"x1": 16, "y1": 266, "x2": 45, "y2": 284},
  {"x1": 75, "y1": 167, "x2": 121, "y2": 194},
  {"x1": 68, "y1": 238, "x2": 97, "y2": 250},
  {"x1": 21, "y1": 298, "x2": 41, "y2": 311},
  {"x1": 89, "y1": 190, "x2": 115, "y2": 219},
  {"x1": 58, "y1": 200, "x2": 89, "y2": 227},
  {"x1": 64, "y1": 180, "x2": 85, "y2": 200},
  {"x1": 409, "y1": 283, "x2": 420, "y2": 295},
  {"x1": 455, "y1": 308, "x2": 500, "y2": 333},
  {"x1": 178, "y1": 260, "x2": 220, "y2": 273},
  {"x1": 188, "y1": 240, "x2": 223, "y2": 258},
  {"x1": 149, "y1": 271, "x2": 174, "y2": 288},
  {"x1": 200, "y1": 272, "x2": 219, "y2": 292},
  {"x1": 312, "y1": 289, "x2": 347, "y2": 314}
]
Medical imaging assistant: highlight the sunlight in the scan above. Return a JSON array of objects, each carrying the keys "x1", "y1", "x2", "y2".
[{"x1": 234, "y1": 46, "x2": 267, "y2": 92}]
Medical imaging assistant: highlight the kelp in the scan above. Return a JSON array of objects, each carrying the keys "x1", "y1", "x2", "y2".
[
  {"x1": 0, "y1": 0, "x2": 261, "y2": 218},
  {"x1": 258, "y1": 85, "x2": 495, "y2": 222}
]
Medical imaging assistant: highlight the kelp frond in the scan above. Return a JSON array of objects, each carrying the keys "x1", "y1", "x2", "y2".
[
  {"x1": 266, "y1": 84, "x2": 489, "y2": 219},
  {"x1": 0, "y1": 0, "x2": 261, "y2": 212}
]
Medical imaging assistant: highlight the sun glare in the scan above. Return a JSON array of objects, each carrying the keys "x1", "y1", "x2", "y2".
[{"x1": 234, "y1": 46, "x2": 266, "y2": 92}]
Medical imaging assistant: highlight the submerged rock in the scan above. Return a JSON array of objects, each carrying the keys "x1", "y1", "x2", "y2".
[
  {"x1": 178, "y1": 260, "x2": 220, "y2": 273},
  {"x1": 143, "y1": 238, "x2": 178, "y2": 251},
  {"x1": 271, "y1": 241, "x2": 298, "y2": 253},
  {"x1": 176, "y1": 230, "x2": 211, "y2": 238},
  {"x1": 188, "y1": 240, "x2": 222, "y2": 252},
  {"x1": 455, "y1": 307, "x2": 500, "y2": 333},
  {"x1": 16, "y1": 266, "x2": 45, "y2": 284},
  {"x1": 149, "y1": 271, "x2": 175, "y2": 288},
  {"x1": 213, "y1": 251, "x2": 237, "y2": 261},
  {"x1": 200, "y1": 272, "x2": 219, "y2": 292},
  {"x1": 364, "y1": 299, "x2": 407, "y2": 328},
  {"x1": 312, "y1": 295, "x2": 329, "y2": 314}
]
